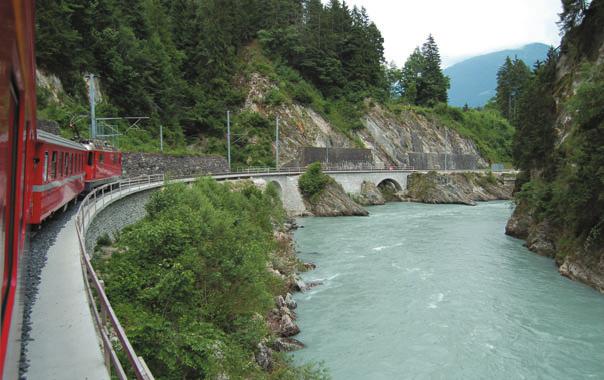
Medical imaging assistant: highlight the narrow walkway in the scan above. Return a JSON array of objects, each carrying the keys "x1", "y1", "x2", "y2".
[
  {"x1": 27, "y1": 212, "x2": 109, "y2": 380},
  {"x1": 26, "y1": 179, "x2": 168, "y2": 378}
]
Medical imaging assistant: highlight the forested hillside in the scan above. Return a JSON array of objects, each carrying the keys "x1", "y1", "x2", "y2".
[
  {"x1": 506, "y1": 0, "x2": 604, "y2": 291},
  {"x1": 36, "y1": 0, "x2": 513, "y2": 165},
  {"x1": 37, "y1": 0, "x2": 385, "y2": 144}
]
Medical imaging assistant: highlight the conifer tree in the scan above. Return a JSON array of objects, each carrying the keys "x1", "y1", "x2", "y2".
[
  {"x1": 417, "y1": 34, "x2": 449, "y2": 106},
  {"x1": 399, "y1": 35, "x2": 449, "y2": 106}
]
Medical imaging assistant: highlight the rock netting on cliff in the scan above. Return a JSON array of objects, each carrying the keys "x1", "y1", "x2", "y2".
[{"x1": 122, "y1": 153, "x2": 229, "y2": 178}]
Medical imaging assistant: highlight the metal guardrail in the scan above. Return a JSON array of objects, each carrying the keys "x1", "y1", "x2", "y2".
[
  {"x1": 73, "y1": 166, "x2": 516, "y2": 378},
  {"x1": 75, "y1": 174, "x2": 164, "y2": 380}
]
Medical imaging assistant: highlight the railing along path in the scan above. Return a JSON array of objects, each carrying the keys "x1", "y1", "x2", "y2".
[{"x1": 74, "y1": 165, "x2": 515, "y2": 378}]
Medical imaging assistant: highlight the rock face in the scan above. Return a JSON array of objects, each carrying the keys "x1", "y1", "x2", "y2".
[
  {"x1": 505, "y1": 203, "x2": 533, "y2": 239},
  {"x1": 122, "y1": 152, "x2": 228, "y2": 178},
  {"x1": 354, "y1": 181, "x2": 386, "y2": 206},
  {"x1": 242, "y1": 72, "x2": 488, "y2": 170},
  {"x1": 359, "y1": 104, "x2": 489, "y2": 169},
  {"x1": 559, "y1": 254, "x2": 604, "y2": 294},
  {"x1": 303, "y1": 180, "x2": 369, "y2": 216},
  {"x1": 507, "y1": 203, "x2": 604, "y2": 294},
  {"x1": 402, "y1": 172, "x2": 513, "y2": 205}
]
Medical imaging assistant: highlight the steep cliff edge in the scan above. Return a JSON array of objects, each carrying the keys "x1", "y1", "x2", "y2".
[{"x1": 505, "y1": 2, "x2": 604, "y2": 293}]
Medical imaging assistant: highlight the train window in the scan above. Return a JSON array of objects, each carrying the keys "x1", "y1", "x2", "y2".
[
  {"x1": 99, "y1": 153, "x2": 104, "y2": 163},
  {"x1": 51, "y1": 151, "x2": 57, "y2": 179},
  {"x1": 60, "y1": 152, "x2": 64, "y2": 177},
  {"x1": 88, "y1": 152, "x2": 93, "y2": 166},
  {"x1": 43, "y1": 152, "x2": 48, "y2": 182},
  {"x1": 70, "y1": 153, "x2": 74, "y2": 175}
]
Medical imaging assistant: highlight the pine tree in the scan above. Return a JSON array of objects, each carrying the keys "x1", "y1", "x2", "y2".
[
  {"x1": 513, "y1": 48, "x2": 558, "y2": 173},
  {"x1": 400, "y1": 47, "x2": 424, "y2": 104},
  {"x1": 399, "y1": 35, "x2": 449, "y2": 106},
  {"x1": 558, "y1": 0, "x2": 589, "y2": 34},
  {"x1": 417, "y1": 34, "x2": 449, "y2": 106},
  {"x1": 496, "y1": 56, "x2": 531, "y2": 123}
]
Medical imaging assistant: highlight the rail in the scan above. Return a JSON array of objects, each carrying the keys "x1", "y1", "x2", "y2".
[
  {"x1": 75, "y1": 174, "x2": 164, "y2": 380},
  {"x1": 73, "y1": 166, "x2": 515, "y2": 378}
]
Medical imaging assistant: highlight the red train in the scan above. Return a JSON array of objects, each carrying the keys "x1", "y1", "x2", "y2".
[
  {"x1": 1, "y1": 2, "x2": 122, "y2": 377},
  {"x1": 30, "y1": 134, "x2": 122, "y2": 224}
]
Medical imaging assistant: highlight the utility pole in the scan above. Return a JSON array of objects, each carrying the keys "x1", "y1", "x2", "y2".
[
  {"x1": 86, "y1": 73, "x2": 97, "y2": 139},
  {"x1": 160, "y1": 124, "x2": 163, "y2": 152},
  {"x1": 275, "y1": 115, "x2": 280, "y2": 169},
  {"x1": 227, "y1": 111, "x2": 231, "y2": 170}
]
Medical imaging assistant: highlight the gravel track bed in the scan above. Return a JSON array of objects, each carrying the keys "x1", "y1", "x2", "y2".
[{"x1": 18, "y1": 189, "x2": 154, "y2": 378}]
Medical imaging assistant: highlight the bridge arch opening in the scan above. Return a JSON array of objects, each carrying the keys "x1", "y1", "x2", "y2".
[
  {"x1": 377, "y1": 178, "x2": 402, "y2": 192},
  {"x1": 266, "y1": 180, "x2": 283, "y2": 199},
  {"x1": 377, "y1": 178, "x2": 402, "y2": 201}
]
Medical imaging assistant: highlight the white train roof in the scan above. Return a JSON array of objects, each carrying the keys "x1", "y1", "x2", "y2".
[{"x1": 37, "y1": 130, "x2": 86, "y2": 151}]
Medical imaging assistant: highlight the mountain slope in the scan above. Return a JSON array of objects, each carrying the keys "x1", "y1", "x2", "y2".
[{"x1": 445, "y1": 43, "x2": 551, "y2": 107}]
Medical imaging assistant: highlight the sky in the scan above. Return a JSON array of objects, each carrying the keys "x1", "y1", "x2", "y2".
[{"x1": 337, "y1": 0, "x2": 562, "y2": 68}]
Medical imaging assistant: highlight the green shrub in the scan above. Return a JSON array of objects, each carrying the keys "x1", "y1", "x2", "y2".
[
  {"x1": 96, "y1": 233, "x2": 112, "y2": 247},
  {"x1": 290, "y1": 81, "x2": 314, "y2": 105},
  {"x1": 95, "y1": 178, "x2": 327, "y2": 378},
  {"x1": 264, "y1": 88, "x2": 287, "y2": 106},
  {"x1": 298, "y1": 162, "x2": 330, "y2": 198}
]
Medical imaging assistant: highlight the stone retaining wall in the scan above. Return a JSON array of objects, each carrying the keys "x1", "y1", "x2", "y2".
[
  {"x1": 122, "y1": 153, "x2": 228, "y2": 178},
  {"x1": 85, "y1": 189, "x2": 156, "y2": 253}
]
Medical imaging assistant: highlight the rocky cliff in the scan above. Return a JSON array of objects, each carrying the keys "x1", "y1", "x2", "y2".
[
  {"x1": 303, "y1": 180, "x2": 368, "y2": 217},
  {"x1": 242, "y1": 72, "x2": 488, "y2": 170},
  {"x1": 505, "y1": 3, "x2": 604, "y2": 293}
]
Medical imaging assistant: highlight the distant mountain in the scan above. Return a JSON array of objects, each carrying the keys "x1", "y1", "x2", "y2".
[{"x1": 444, "y1": 43, "x2": 551, "y2": 107}]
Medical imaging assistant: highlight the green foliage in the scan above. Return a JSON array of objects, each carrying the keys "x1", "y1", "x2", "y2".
[
  {"x1": 395, "y1": 35, "x2": 450, "y2": 106},
  {"x1": 96, "y1": 233, "x2": 112, "y2": 247},
  {"x1": 298, "y1": 162, "x2": 330, "y2": 198},
  {"x1": 495, "y1": 57, "x2": 532, "y2": 124},
  {"x1": 231, "y1": 111, "x2": 275, "y2": 167},
  {"x1": 513, "y1": 48, "x2": 559, "y2": 173},
  {"x1": 36, "y1": 0, "x2": 388, "y2": 156},
  {"x1": 96, "y1": 178, "x2": 325, "y2": 378},
  {"x1": 257, "y1": 1, "x2": 387, "y2": 101}
]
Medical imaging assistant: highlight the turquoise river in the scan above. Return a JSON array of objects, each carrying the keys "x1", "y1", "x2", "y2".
[{"x1": 292, "y1": 202, "x2": 604, "y2": 379}]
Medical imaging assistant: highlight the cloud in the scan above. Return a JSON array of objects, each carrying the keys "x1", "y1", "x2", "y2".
[{"x1": 332, "y1": 0, "x2": 562, "y2": 67}]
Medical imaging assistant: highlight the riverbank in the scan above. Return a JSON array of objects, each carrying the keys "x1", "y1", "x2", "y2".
[
  {"x1": 506, "y1": 202, "x2": 604, "y2": 293},
  {"x1": 299, "y1": 170, "x2": 513, "y2": 217}
]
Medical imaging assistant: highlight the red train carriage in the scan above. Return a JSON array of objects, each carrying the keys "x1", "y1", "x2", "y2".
[
  {"x1": 30, "y1": 131, "x2": 86, "y2": 224},
  {"x1": 1, "y1": 0, "x2": 37, "y2": 378},
  {"x1": 83, "y1": 142, "x2": 122, "y2": 191}
]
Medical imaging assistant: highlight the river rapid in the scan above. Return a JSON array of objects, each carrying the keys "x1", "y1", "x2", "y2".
[{"x1": 292, "y1": 202, "x2": 604, "y2": 379}]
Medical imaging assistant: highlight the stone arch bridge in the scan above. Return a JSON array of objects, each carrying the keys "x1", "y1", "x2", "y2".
[{"x1": 220, "y1": 169, "x2": 410, "y2": 214}]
